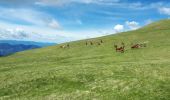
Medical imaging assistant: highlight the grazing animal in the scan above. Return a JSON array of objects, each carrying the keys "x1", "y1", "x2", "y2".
[
  {"x1": 85, "y1": 41, "x2": 88, "y2": 46},
  {"x1": 60, "y1": 45, "x2": 66, "y2": 49},
  {"x1": 100, "y1": 39, "x2": 103, "y2": 43},
  {"x1": 60, "y1": 44, "x2": 70, "y2": 49},
  {"x1": 131, "y1": 41, "x2": 148, "y2": 49},
  {"x1": 131, "y1": 43, "x2": 141, "y2": 49},
  {"x1": 114, "y1": 42, "x2": 125, "y2": 53},
  {"x1": 90, "y1": 41, "x2": 93, "y2": 45},
  {"x1": 97, "y1": 42, "x2": 101, "y2": 45},
  {"x1": 141, "y1": 41, "x2": 148, "y2": 47},
  {"x1": 67, "y1": 44, "x2": 70, "y2": 48}
]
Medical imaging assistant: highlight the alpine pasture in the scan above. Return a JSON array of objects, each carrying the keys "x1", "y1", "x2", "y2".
[{"x1": 0, "y1": 19, "x2": 170, "y2": 100}]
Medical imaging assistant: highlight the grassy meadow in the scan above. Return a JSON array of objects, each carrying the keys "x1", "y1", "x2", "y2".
[{"x1": 0, "y1": 19, "x2": 170, "y2": 100}]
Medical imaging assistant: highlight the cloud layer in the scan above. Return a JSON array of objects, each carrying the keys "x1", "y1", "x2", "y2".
[
  {"x1": 0, "y1": 7, "x2": 61, "y2": 29},
  {"x1": 0, "y1": 0, "x2": 169, "y2": 43},
  {"x1": 159, "y1": 7, "x2": 170, "y2": 15},
  {"x1": 0, "y1": 0, "x2": 120, "y2": 6},
  {"x1": 114, "y1": 24, "x2": 124, "y2": 32},
  {"x1": 126, "y1": 21, "x2": 139, "y2": 30}
]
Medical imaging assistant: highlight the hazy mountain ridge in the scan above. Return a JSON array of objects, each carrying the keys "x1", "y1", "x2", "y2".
[
  {"x1": 0, "y1": 40, "x2": 56, "y2": 56},
  {"x1": 0, "y1": 43, "x2": 40, "y2": 56},
  {"x1": 0, "y1": 40, "x2": 56, "y2": 47}
]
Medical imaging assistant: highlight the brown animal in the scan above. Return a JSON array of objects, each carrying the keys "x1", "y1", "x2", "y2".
[
  {"x1": 131, "y1": 43, "x2": 141, "y2": 49},
  {"x1": 114, "y1": 42, "x2": 125, "y2": 53},
  {"x1": 131, "y1": 41, "x2": 148, "y2": 49}
]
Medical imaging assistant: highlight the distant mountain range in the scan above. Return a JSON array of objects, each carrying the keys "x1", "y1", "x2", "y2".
[
  {"x1": 0, "y1": 40, "x2": 56, "y2": 56},
  {"x1": 0, "y1": 40, "x2": 56, "y2": 47}
]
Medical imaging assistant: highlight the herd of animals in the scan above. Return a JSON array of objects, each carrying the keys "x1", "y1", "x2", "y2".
[{"x1": 60, "y1": 39, "x2": 148, "y2": 53}]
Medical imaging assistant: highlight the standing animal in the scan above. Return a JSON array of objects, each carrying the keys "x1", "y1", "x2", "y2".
[
  {"x1": 60, "y1": 44, "x2": 70, "y2": 49},
  {"x1": 114, "y1": 42, "x2": 125, "y2": 53},
  {"x1": 97, "y1": 42, "x2": 101, "y2": 45},
  {"x1": 90, "y1": 41, "x2": 93, "y2": 45},
  {"x1": 60, "y1": 45, "x2": 66, "y2": 48},
  {"x1": 100, "y1": 39, "x2": 103, "y2": 43},
  {"x1": 67, "y1": 44, "x2": 70, "y2": 48},
  {"x1": 85, "y1": 41, "x2": 88, "y2": 46}
]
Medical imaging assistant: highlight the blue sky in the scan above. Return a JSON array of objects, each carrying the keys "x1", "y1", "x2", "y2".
[{"x1": 0, "y1": 0, "x2": 170, "y2": 43}]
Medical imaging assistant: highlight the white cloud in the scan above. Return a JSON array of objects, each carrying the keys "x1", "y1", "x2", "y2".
[
  {"x1": 0, "y1": 7, "x2": 61, "y2": 29},
  {"x1": 0, "y1": 27, "x2": 30, "y2": 40},
  {"x1": 126, "y1": 21, "x2": 139, "y2": 30},
  {"x1": 159, "y1": 7, "x2": 170, "y2": 15},
  {"x1": 112, "y1": 21, "x2": 140, "y2": 33},
  {"x1": 74, "y1": 0, "x2": 120, "y2": 4},
  {"x1": 0, "y1": 20, "x2": 86, "y2": 43},
  {"x1": 1, "y1": 0, "x2": 120, "y2": 6},
  {"x1": 0, "y1": 19, "x2": 120, "y2": 43},
  {"x1": 0, "y1": 0, "x2": 169, "y2": 11},
  {"x1": 35, "y1": 0, "x2": 70, "y2": 6},
  {"x1": 48, "y1": 19, "x2": 61, "y2": 29},
  {"x1": 35, "y1": 0, "x2": 120, "y2": 6},
  {"x1": 114, "y1": 24, "x2": 124, "y2": 32}
]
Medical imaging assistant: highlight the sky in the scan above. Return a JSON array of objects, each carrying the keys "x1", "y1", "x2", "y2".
[{"x1": 0, "y1": 0, "x2": 170, "y2": 43}]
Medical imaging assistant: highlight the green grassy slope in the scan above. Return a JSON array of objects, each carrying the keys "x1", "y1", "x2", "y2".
[{"x1": 0, "y1": 19, "x2": 170, "y2": 100}]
